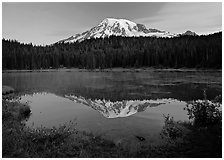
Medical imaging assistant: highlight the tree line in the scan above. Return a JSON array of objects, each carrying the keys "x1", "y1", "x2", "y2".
[{"x1": 2, "y1": 32, "x2": 222, "y2": 70}]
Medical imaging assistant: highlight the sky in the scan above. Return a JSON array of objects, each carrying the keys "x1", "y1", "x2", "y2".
[{"x1": 2, "y1": 2, "x2": 222, "y2": 45}]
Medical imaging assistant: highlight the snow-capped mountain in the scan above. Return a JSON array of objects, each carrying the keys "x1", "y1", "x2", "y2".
[
  {"x1": 181, "y1": 30, "x2": 198, "y2": 36},
  {"x1": 65, "y1": 95, "x2": 166, "y2": 118},
  {"x1": 58, "y1": 18, "x2": 177, "y2": 43}
]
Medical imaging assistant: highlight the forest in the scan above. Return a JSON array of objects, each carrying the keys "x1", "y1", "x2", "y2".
[{"x1": 2, "y1": 32, "x2": 222, "y2": 69}]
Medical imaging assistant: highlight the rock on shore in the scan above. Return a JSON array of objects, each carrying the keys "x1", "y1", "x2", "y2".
[{"x1": 2, "y1": 86, "x2": 14, "y2": 95}]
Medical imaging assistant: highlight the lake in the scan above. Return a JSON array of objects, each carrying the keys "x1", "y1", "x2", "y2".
[{"x1": 2, "y1": 69, "x2": 222, "y2": 144}]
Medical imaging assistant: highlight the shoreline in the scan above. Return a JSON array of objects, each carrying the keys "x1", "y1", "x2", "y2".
[
  {"x1": 2, "y1": 91, "x2": 222, "y2": 158},
  {"x1": 2, "y1": 67, "x2": 222, "y2": 73},
  {"x1": 2, "y1": 86, "x2": 222, "y2": 158}
]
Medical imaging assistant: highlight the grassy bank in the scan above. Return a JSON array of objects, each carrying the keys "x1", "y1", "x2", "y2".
[
  {"x1": 2, "y1": 92, "x2": 222, "y2": 158},
  {"x1": 2, "y1": 99, "x2": 125, "y2": 158}
]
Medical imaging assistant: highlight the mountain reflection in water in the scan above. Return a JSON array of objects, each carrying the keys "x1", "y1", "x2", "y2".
[
  {"x1": 65, "y1": 95, "x2": 169, "y2": 118},
  {"x1": 14, "y1": 92, "x2": 190, "y2": 144},
  {"x1": 16, "y1": 92, "x2": 189, "y2": 128}
]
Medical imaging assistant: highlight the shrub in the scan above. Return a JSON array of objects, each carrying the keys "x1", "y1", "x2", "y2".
[
  {"x1": 160, "y1": 114, "x2": 184, "y2": 140},
  {"x1": 185, "y1": 95, "x2": 221, "y2": 128}
]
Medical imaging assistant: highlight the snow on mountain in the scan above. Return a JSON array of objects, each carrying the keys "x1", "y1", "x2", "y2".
[
  {"x1": 58, "y1": 18, "x2": 177, "y2": 43},
  {"x1": 65, "y1": 95, "x2": 169, "y2": 118},
  {"x1": 181, "y1": 30, "x2": 198, "y2": 36}
]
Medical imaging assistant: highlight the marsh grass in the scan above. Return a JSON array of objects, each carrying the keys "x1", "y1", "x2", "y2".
[
  {"x1": 2, "y1": 99, "x2": 126, "y2": 157},
  {"x1": 158, "y1": 94, "x2": 222, "y2": 157},
  {"x1": 160, "y1": 114, "x2": 191, "y2": 141}
]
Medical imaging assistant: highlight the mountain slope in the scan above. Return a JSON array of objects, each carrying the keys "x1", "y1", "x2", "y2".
[
  {"x1": 58, "y1": 18, "x2": 177, "y2": 43},
  {"x1": 182, "y1": 30, "x2": 198, "y2": 36}
]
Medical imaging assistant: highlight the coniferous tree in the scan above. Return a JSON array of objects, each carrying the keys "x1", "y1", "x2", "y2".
[{"x1": 2, "y1": 32, "x2": 222, "y2": 70}]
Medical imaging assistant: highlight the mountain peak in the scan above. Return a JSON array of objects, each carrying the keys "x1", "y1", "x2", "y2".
[
  {"x1": 58, "y1": 18, "x2": 177, "y2": 43},
  {"x1": 100, "y1": 18, "x2": 137, "y2": 29},
  {"x1": 102, "y1": 17, "x2": 134, "y2": 23},
  {"x1": 182, "y1": 30, "x2": 198, "y2": 36},
  {"x1": 101, "y1": 17, "x2": 114, "y2": 23}
]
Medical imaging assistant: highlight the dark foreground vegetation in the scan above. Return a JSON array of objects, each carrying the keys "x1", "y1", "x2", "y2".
[
  {"x1": 2, "y1": 90, "x2": 222, "y2": 158},
  {"x1": 3, "y1": 32, "x2": 221, "y2": 70}
]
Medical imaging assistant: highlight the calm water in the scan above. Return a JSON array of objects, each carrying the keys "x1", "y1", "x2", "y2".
[
  {"x1": 3, "y1": 69, "x2": 221, "y2": 101},
  {"x1": 20, "y1": 92, "x2": 188, "y2": 145},
  {"x1": 2, "y1": 69, "x2": 221, "y2": 143}
]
